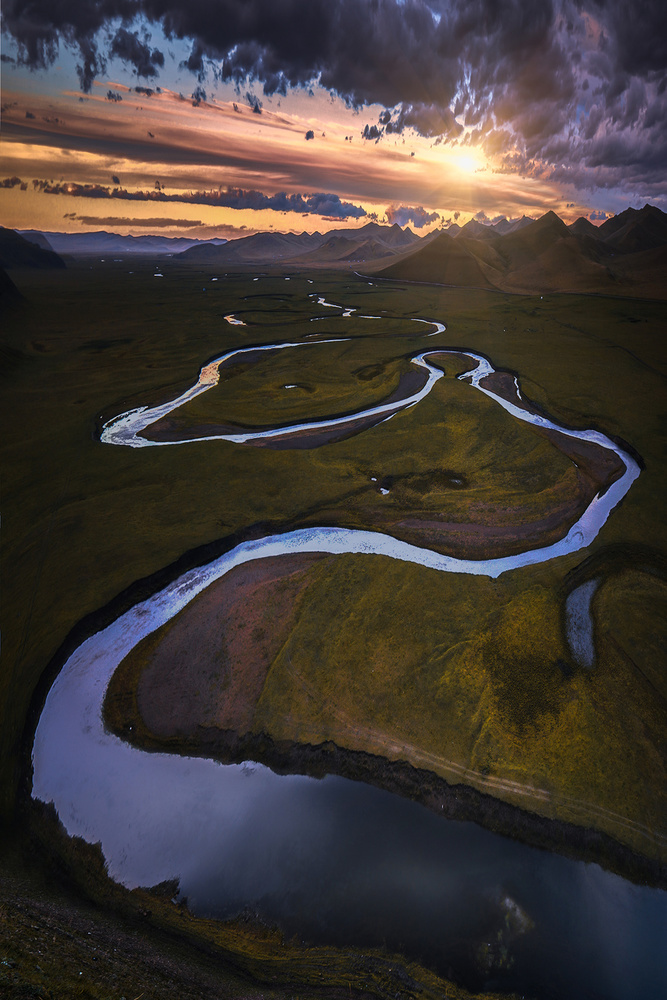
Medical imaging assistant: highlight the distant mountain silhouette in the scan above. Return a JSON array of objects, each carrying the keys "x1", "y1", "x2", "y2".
[
  {"x1": 377, "y1": 206, "x2": 667, "y2": 297},
  {"x1": 13, "y1": 207, "x2": 666, "y2": 297},
  {"x1": 16, "y1": 230, "x2": 228, "y2": 255},
  {"x1": 182, "y1": 230, "x2": 323, "y2": 263},
  {"x1": 314, "y1": 221, "x2": 419, "y2": 249},
  {"x1": 446, "y1": 216, "x2": 534, "y2": 239},
  {"x1": 180, "y1": 220, "x2": 420, "y2": 265},
  {"x1": 302, "y1": 233, "x2": 370, "y2": 262},
  {"x1": 19, "y1": 230, "x2": 56, "y2": 252},
  {"x1": 333, "y1": 221, "x2": 419, "y2": 248},
  {"x1": 501, "y1": 215, "x2": 534, "y2": 234},
  {"x1": 458, "y1": 219, "x2": 498, "y2": 240},
  {"x1": 0, "y1": 228, "x2": 65, "y2": 269},
  {"x1": 497, "y1": 210, "x2": 569, "y2": 259}
]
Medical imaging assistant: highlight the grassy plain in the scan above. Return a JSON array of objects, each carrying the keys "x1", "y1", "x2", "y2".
[
  {"x1": 1, "y1": 257, "x2": 666, "y2": 988},
  {"x1": 3, "y1": 260, "x2": 667, "y2": 822}
]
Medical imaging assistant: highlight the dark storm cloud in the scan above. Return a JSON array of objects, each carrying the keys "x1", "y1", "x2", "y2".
[
  {"x1": 30, "y1": 178, "x2": 367, "y2": 218},
  {"x1": 109, "y1": 27, "x2": 164, "y2": 78},
  {"x1": 106, "y1": 89, "x2": 123, "y2": 102},
  {"x1": 3, "y1": 1, "x2": 667, "y2": 200},
  {"x1": 303, "y1": 193, "x2": 365, "y2": 218},
  {"x1": 390, "y1": 104, "x2": 463, "y2": 138},
  {"x1": 362, "y1": 124, "x2": 382, "y2": 142},
  {"x1": 245, "y1": 91, "x2": 262, "y2": 114},
  {"x1": 365, "y1": 102, "x2": 463, "y2": 141},
  {"x1": 0, "y1": 1, "x2": 559, "y2": 109},
  {"x1": 587, "y1": 0, "x2": 667, "y2": 77}
]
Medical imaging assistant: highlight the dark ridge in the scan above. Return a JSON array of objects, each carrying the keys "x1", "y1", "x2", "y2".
[
  {"x1": 0, "y1": 228, "x2": 66, "y2": 269},
  {"x1": 0, "y1": 264, "x2": 23, "y2": 310}
]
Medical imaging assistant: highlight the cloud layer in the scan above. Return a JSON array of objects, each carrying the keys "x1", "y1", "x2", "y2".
[
  {"x1": 25, "y1": 178, "x2": 367, "y2": 219},
  {"x1": 63, "y1": 213, "x2": 203, "y2": 228},
  {"x1": 386, "y1": 205, "x2": 441, "y2": 229},
  {"x1": 3, "y1": 1, "x2": 666, "y2": 205}
]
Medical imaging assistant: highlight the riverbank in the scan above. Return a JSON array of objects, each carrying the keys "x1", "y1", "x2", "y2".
[
  {"x1": 98, "y1": 532, "x2": 665, "y2": 871},
  {"x1": 6, "y1": 812, "x2": 512, "y2": 1000},
  {"x1": 105, "y1": 681, "x2": 666, "y2": 889}
]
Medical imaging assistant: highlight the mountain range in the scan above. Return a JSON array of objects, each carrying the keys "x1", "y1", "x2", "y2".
[
  {"x1": 378, "y1": 204, "x2": 667, "y2": 298},
  {"x1": 6, "y1": 204, "x2": 667, "y2": 298},
  {"x1": 178, "y1": 221, "x2": 421, "y2": 265},
  {"x1": 16, "y1": 230, "x2": 229, "y2": 256}
]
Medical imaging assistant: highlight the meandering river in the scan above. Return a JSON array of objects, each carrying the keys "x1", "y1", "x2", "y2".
[{"x1": 33, "y1": 294, "x2": 664, "y2": 998}]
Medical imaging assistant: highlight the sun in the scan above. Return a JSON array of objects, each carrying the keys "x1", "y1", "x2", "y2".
[{"x1": 456, "y1": 153, "x2": 481, "y2": 174}]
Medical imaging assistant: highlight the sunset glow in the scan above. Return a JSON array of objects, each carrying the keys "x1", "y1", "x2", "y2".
[
  {"x1": 1, "y1": 3, "x2": 665, "y2": 236},
  {"x1": 454, "y1": 153, "x2": 483, "y2": 176}
]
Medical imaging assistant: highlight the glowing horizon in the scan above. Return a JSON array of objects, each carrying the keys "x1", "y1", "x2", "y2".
[{"x1": 2, "y1": 3, "x2": 665, "y2": 238}]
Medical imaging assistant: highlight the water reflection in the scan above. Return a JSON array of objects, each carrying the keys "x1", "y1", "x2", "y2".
[{"x1": 34, "y1": 623, "x2": 666, "y2": 1000}]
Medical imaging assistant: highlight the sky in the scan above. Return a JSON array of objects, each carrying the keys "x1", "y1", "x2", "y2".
[{"x1": 1, "y1": 1, "x2": 666, "y2": 239}]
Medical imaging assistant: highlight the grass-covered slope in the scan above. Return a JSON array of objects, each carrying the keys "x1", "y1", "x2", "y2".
[{"x1": 379, "y1": 229, "x2": 499, "y2": 288}]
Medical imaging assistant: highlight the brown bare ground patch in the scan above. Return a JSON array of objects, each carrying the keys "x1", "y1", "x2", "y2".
[
  {"x1": 477, "y1": 371, "x2": 627, "y2": 492},
  {"x1": 389, "y1": 472, "x2": 591, "y2": 558},
  {"x1": 110, "y1": 553, "x2": 329, "y2": 739}
]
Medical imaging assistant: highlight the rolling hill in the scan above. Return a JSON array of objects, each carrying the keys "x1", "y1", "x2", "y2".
[{"x1": 378, "y1": 230, "x2": 499, "y2": 288}]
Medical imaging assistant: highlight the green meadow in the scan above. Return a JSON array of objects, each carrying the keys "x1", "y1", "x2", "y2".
[
  {"x1": 2, "y1": 260, "x2": 666, "y2": 853},
  {"x1": 1, "y1": 259, "x2": 666, "y2": 997}
]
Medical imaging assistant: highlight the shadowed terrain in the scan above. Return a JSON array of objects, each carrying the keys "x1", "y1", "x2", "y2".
[{"x1": 378, "y1": 206, "x2": 667, "y2": 298}]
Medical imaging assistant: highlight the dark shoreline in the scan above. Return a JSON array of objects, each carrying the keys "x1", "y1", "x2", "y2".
[
  {"x1": 107, "y1": 721, "x2": 667, "y2": 891},
  {"x1": 15, "y1": 803, "x2": 503, "y2": 1000}
]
